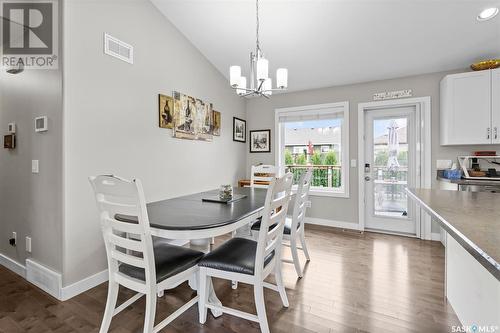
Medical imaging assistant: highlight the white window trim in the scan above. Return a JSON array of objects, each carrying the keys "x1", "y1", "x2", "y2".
[{"x1": 275, "y1": 101, "x2": 350, "y2": 198}]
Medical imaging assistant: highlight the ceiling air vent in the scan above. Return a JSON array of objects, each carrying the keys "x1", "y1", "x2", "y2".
[{"x1": 104, "y1": 33, "x2": 134, "y2": 64}]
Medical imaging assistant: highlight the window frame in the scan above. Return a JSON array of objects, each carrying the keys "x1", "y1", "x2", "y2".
[{"x1": 275, "y1": 101, "x2": 350, "y2": 198}]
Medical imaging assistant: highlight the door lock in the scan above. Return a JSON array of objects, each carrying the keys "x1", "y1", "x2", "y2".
[{"x1": 365, "y1": 176, "x2": 371, "y2": 181}]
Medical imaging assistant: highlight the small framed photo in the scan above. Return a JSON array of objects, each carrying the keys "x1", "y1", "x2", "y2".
[
  {"x1": 233, "y1": 117, "x2": 246, "y2": 143},
  {"x1": 249, "y1": 129, "x2": 271, "y2": 153}
]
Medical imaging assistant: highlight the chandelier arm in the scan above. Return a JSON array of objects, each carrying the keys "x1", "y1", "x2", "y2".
[{"x1": 257, "y1": 78, "x2": 265, "y2": 91}]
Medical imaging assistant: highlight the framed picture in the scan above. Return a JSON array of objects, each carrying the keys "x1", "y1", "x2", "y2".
[
  {"x1": 233, "y1": 117, "x2": 246, "y2": 143},
  {"x1": 212, "y1": 110, "x2": 221, "y2": 136},
  {"x1": 158, "y1": 94, "x2": 174, "y2": 129},
  {"x1": 249, "y1": 129, "x2": 271, "y2": 153}
]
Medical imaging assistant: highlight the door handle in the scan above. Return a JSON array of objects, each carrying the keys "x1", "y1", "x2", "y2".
[
  {"x1": 364, "y1": 176, "x2": 371, "y2": 181},
  {"x1": 495, "y1": 127, "x2": 498, "y2": 140}
]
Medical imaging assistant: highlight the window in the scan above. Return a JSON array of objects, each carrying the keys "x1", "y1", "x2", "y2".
[{"x1": 275, "y1": 102, "x2": 349, "y2": 197}]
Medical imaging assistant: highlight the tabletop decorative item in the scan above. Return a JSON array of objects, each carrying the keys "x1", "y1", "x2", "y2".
[{"x1": 219, "y1": 185, "x2": 233, "y2": 200}]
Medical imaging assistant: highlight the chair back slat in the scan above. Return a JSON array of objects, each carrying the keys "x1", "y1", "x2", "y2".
[
  {"x1": 111, "y1": 249, "x2": 146, "y2": 268},
  {"x1": 89, "y1": 175, "x2": 156, "y2": 287},
  {"x1": 255, "y1": 173, "x2": 293, "y2": 275},
  {"x1": 108, "y1": 233, "x2": 143, "y2": 252},
  {"x1": 250, "y1": 165, "x2": 276, "y2": 188},
  {"x1": 290, "y1": 168, "x2": 313, "y2": 234}
]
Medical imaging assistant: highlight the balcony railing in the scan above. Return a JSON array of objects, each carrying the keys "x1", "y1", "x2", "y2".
[{"x1": 285, "y1": 165, "x2": 342, "y2": 188}]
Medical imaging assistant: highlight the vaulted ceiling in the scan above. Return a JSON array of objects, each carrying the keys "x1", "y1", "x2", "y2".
[{"x1": 151, "y1": 0, "x2": 500, "y2": 92}]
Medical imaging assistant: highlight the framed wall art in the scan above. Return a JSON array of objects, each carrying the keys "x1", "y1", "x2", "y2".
[
  {"x1": 249, "y1": 129, "x2": 271, "y2": 153},
  {"x1": 233, "y1": 117, "x2": 246, "y2": 143}
]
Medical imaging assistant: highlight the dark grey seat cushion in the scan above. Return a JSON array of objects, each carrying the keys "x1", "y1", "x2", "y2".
[
  {"x1": 251, "y1": 217, "x2": 294, "y2": 235},
  {"x1": 198, "y1": 238, "x2": 275, "y2": 275},
  {"x1": 119, "y1": 237, "x2": 204, "y2": 283}
]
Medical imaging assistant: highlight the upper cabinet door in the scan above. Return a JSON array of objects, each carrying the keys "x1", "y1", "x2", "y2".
[
  {"x1": 440, "y1": 71, "x2": 492, "y2": 145},
  {"x1": 491, "y1": 68, "x2": 500, "y2": 144}
]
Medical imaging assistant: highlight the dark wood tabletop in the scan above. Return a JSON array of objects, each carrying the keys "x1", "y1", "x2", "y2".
[{"x1": 141, "y1": 187, "x2": 267, "y2": 231}]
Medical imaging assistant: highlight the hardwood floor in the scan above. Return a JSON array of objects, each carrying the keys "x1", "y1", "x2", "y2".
[{"x1": 0, "y1": 225, "x2": 460, "y2": 333}]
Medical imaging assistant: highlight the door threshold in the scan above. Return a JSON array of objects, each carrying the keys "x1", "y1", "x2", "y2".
[{"x1": 364, "y1": 228, "x2": 417, "y2": 238}]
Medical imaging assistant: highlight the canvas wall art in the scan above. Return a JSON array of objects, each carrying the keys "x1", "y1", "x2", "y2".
[
  {"x1": 172, "y1": 91, "x2": 216, "y2": 141},
  {"x1": 158, "y1": 94, "x2": 174, "y2": 129},
  {"x1": 212, "y1": 110, "x2": 221, "y2": 136}
]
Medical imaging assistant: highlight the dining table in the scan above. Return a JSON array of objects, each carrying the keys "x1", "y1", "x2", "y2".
[{"x1": 143, "y1": 186, "x2": 268, "y2": 317}]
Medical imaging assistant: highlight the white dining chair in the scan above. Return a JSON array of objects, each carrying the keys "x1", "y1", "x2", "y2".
[
  {"x1": 251, "y1": 168, "x2": 313, "y2": 278},
  {"x1": 197, "y1": 173, "x2": 294, "y2": 333},
  {"x1": 249, "y1": 164, "x2": 277, "y2": 188},
  {"x1": 89, "y1": 175, "x2": 204, "y2": 333}
]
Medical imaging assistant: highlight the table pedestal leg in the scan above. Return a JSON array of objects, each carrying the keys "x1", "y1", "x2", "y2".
[{"x1": 189, "y1": 238, "x2": 223, "y2": 318}]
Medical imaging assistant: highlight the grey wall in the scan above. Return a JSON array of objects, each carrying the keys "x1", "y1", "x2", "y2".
[
  {"x1": 246, "y1": 70, "x2": 500, "y2": 230},
  {"x1": 0, "y1": 60, "x2": 63, "y2": 272},
  {"x1": 62, "y1": 0, "x2": 247, "y2": 286}
]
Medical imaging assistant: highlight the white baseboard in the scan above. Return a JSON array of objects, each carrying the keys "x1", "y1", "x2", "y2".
[
  {"x1": 60, "y1": 269, "x2": 108, "y2": 301},
  {"x1": 26, "y1": 259, "x2": 62, "y2": 299},
  {"x1": 305, "y1": 217, "x2": 362, "y2": 231},
  {"x1": 431, "y1": 232, "x2": 441, "y2": 241},
  {"x1": 0, "y1": 253, "x2": 26, "y2": 278}
]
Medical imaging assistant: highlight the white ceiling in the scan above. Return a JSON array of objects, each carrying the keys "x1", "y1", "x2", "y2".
[{"x1": 151, "y1": 0, "x2": 500, "y2": 92}]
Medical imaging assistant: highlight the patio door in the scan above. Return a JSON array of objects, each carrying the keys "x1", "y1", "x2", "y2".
[{"x1": 363, "y1": 106, "x2": 417, "y2": 235}]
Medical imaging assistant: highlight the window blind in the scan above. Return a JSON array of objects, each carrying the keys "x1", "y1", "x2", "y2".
[{"x1": 278, "y1": 108, "x2": 344, "y2": 123}]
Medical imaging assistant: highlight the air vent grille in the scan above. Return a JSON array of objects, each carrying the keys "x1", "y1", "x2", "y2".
[{"x1": 104, "y1": 33, "x2": 134, "y2": 64}]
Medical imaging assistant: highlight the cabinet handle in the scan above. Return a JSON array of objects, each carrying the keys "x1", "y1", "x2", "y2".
[{"x1": 487, "y1": 127, "x2": 491, "y2": 140}]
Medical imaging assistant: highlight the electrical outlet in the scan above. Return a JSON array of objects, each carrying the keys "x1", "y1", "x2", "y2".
[
  {"x1": 32, "y1": 160, "x2": 39, "y2": 174},
  {"x1": 26, "y1": 237, "x2": 32, "y2": 253}
]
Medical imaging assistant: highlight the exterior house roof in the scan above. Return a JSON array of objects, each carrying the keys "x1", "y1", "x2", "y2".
[
  {"x1": 284, "y1": 127, "x2": 341, "y2": 146},
  {"x1": 374, "y1": 126, "x2": 407, "y2": 145}
]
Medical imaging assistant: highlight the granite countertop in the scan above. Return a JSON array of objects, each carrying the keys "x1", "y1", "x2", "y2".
[{"x1": 407, "y1": 188, "x2": 500, "y2": 280}]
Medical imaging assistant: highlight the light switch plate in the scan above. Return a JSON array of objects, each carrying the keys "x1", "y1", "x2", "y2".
[
  {"x1": 26, "y1": 237, "x2": 32, "y2": 253},
  {"x1": 32, "y1": 160, "x2": 39, "y2": 173},
  {"x1": 7, "y1": 123, "x2": 16, "y2": 134},
  {"x1": 351, "y1": 159, "x2": 357, "y2": 168}
]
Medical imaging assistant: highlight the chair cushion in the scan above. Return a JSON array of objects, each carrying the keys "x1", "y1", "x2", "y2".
[
  {"x1": 119, "y1": 237, "x2": 204, "y2": 283},
  {"x1": 251, "y1": 217, "x2": 294, "y2": 235},
  {"x1": 198, "y1": 238, "x2": 275, "y2": 275}
]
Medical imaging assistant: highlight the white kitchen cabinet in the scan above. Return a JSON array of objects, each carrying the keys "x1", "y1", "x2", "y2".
[
  {"x1": 491, "y1": 68, "x2": 500, "y2": 144},
  {"x1": 440, "y1": 70, "x2": 492, "y2": 145}
]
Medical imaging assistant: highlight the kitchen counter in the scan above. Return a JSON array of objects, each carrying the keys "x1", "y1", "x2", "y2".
[
  {"x1": 406, "y1": 188, "x2": 499, "y2": 280},
  {"x1": 437, "y1": 176, "x2": 500, "y2": 186},
  {"x1": 407, "y1": 189, "x2": 500, "y2": 327}
]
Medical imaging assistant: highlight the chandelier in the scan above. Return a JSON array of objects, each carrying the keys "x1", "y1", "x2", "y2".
[{"x1": 229, "y1": 0, "x2": 288, "y2": 98}]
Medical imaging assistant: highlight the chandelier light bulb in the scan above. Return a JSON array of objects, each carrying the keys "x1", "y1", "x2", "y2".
[
  {"x1": 256, "y1": 57, "x2": 269, "y2": 81},
  {"x1": 263, "y1": 78, "x2": 272, "y2": 95},
  {"x1": 230, "y1": 66, "x2": 241, "y2": 87},
  {"x1": 237, "y1": 76, "x2": 247, "y2": 95},
  {"x1": 276, "y1": 68, "x2": 288, "y2": 89}
]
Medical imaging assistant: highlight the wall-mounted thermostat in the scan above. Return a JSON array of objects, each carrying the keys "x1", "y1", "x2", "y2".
[
  {"x1": 34, "y1": 116, "x2": 48, "y2": 132},
  {"x1": 7, "y1": 123, "x2": 16, "y2": 134}
]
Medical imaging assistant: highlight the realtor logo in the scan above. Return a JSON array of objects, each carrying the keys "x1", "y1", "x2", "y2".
[{"x1": 1, "y1": 0, "x2": 58, "y2": 69}]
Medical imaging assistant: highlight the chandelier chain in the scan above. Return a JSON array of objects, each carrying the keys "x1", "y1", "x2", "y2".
[{"x1": 256, "y1": 0, "x2": 260, "y2": 53}]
